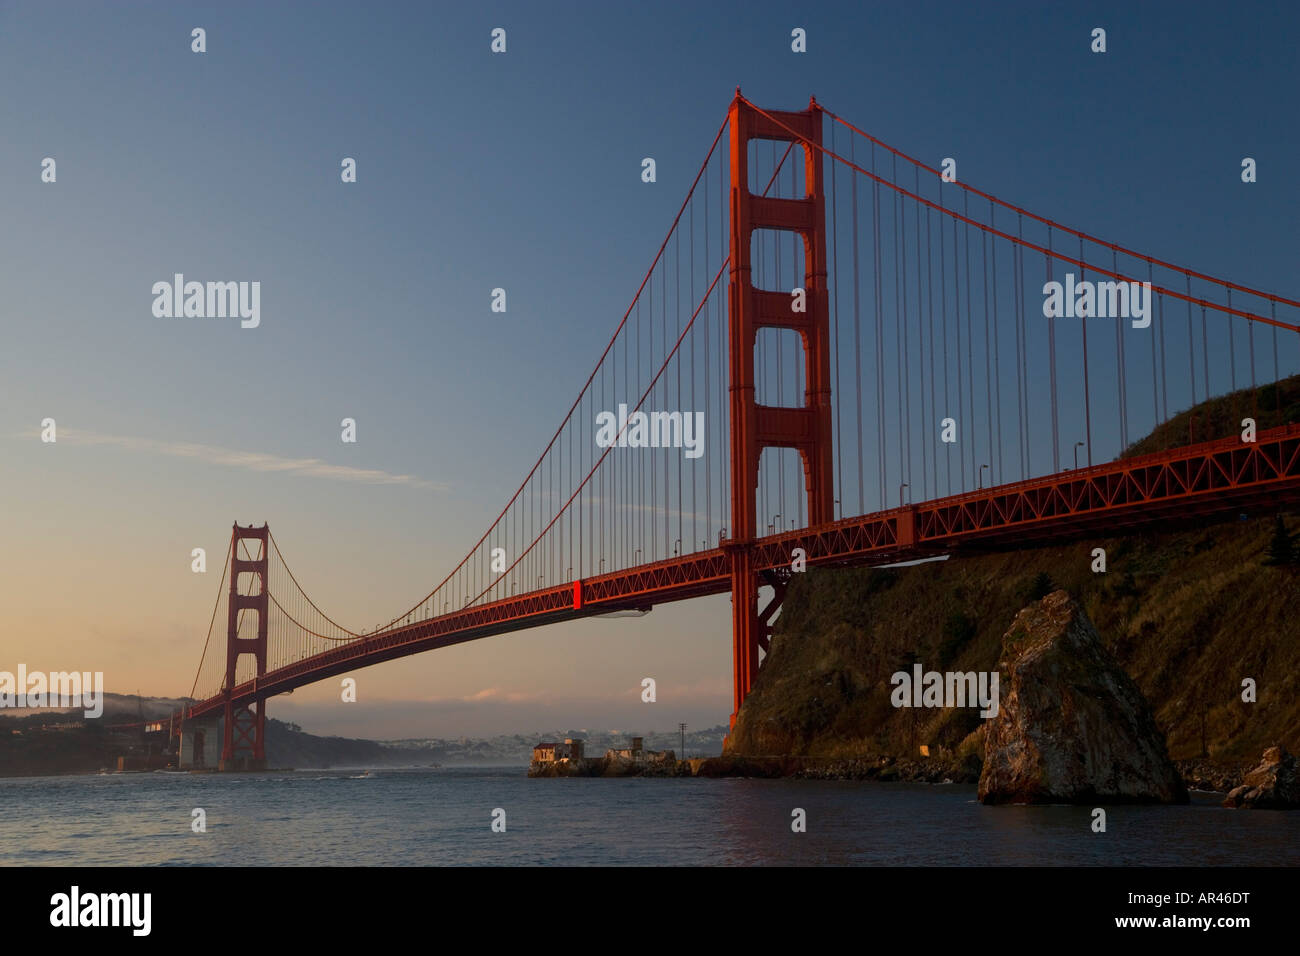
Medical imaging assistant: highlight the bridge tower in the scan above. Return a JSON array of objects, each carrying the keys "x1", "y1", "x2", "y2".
[
  {"x1": 220, "y1": 522, "x2": 269, "y2": 771},
  {"x1": 726, "y1": 92, "x2": 834, "y2": 730}
]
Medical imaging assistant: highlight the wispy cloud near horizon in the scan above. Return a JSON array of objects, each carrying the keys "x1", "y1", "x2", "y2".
[{"x1": 16, "y1": 427, "x2": 447, "y2": 490}]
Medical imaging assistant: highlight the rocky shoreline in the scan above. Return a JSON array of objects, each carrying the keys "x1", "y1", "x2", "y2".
[
  {"x1": 530, "y1": 750, "x2": 1260, "y2": 793},
  {"x1": 531, "y1": 589, "x2": 1297, "y2": 807},
  {"x1": 1177, "y1": 758, "x2": 1248, "y2": 793}
]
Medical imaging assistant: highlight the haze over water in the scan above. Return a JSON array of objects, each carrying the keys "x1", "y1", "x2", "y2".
[{"x1": 6, "y1": 769, "x2": 1297, "y2": 866}]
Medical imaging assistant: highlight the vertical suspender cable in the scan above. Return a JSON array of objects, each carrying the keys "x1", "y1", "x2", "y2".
[
  {"x1": 1201, "y1": 301, "x2": 1210, "y2": 440},
  {"x1": 926, "y1": 201, "x2": 937, "y2": 498},
  {"x1": 1148, "y1": 260, "x2": 1159, "y2": 427},
  {"x1": 939, "y1": 187, "x2": 952, "y2": 493},
  {"x1": 704, "y1": 163, "x2": 711, "y2": 543},
  {"x1": 895, "y1": 153, "x2": 906, "y2": 499},
  {"x1": 831, "y1": 120, "x2": 843, "y2": 514},
  {"x1": 1199, "y1": 281, "x2": 1210, "y2": 406},
  {"x1": 690, "y1": 187, "x2": 696, "y2": 551},
  {"x1": 1113, "y1": 248, "x2": 1127, "y2": 452},
  {"x1": 1016, "y1": 236, "x2": 1024, "y2": 478},
  {"x1": 1080, "y1": 237, "x2": 1092, "y2": 466},
  {"x1": 1186, "y1": 274, "x2": 1196, "y2": 442},
  {"x1": 677, "y1": 222, "x2": 683, "y2": 554},
  {"x1": 989, "y1": 200, "x2": 1002, "y2": 482},
  {"x1": 852, "y1": 136, "x2": 864, "y2": 513},
  {"x1": 964, "y1": 193, "x2": 975, "y2": 485},
  {"x1": 874, "y1": 145, "x2": 886, "y2": 510},
  {"x1": 1272, "y1": 298, "x2": 1282, "y2": 420},
  {"x1": 1271, "y1": 298, "x2": 1280, "y2": 389},
  {"x1": 913, "y1": 165, "x2": 924, "y2": 501},
  {"x1": 1047, "y1": 226, "x2": 1059, "y2": 473},
  {"x1": 982, "y1": 226, "x2": 992, "y2": 479},
  {"x1": 1227, "y1": 287, "x2": 1237, "y2": 392}
]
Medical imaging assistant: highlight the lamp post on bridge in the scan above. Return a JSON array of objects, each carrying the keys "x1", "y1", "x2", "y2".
[
  {"x1": 978, "y1": 464, "x2": 989, "y2": 490},
  {"x1": 1074, "y1": 441, "x2": 1085, "y2": 470},
  {"x1": 899, "y1": 483, "x2": 908, "y2": 508}
]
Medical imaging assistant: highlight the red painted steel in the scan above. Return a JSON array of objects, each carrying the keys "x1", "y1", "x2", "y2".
[
  {"x1": 170, "y1": 97, "x2": 1300, "y2": 758},
  {"x1": 178, "y1": 424, "x2": 1300, "y2": 727},
  {"x1": 726, "y1": 92, "x2": 835, "y2": 727},
  {"x1": 219, "y1": 523, "x2": 268, "y2": 769}
]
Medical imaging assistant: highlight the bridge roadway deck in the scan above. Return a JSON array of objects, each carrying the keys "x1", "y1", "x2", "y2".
[{"x1": 181, "y1": 423, "x2": 1300, "y2": 723}]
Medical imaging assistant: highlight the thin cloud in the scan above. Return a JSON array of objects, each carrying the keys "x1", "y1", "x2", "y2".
[
  {"x1": 20, "y1": 427, "x2": 446, "y2": 490},
  {"x1": 464, "y1": 687, "x2": 540, "y2": 703}
]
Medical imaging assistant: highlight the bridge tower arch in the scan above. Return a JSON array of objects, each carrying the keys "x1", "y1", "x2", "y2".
[
  {"x1": 220, "y1": 522, "x2": 269, "y2": 771},
  {"x1": 726, "y1": 92, "x2": 834, "y2": 731}
]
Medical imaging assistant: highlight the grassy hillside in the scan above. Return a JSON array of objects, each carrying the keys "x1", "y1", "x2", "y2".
[
  {"x1": 1123, "y1": 373, "x2": 1300, "y2": 457},
  {"x1": 729, "y1": 513, "x2": 1300, "y2": 763}
]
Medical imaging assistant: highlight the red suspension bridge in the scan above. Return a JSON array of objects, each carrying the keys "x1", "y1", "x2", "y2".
[{"x1": 167, "y1": 92, "x2": 1300, "y2": 770}]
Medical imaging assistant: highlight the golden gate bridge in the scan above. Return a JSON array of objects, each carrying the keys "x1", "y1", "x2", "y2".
[{"x1": 156, "y1": 92, "x2": 1300, "y2": 769}]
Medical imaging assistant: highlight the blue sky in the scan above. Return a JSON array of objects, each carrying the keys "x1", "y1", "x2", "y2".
[{"x1": 1, "y1": 0, "x2": 1296, "y2": 737}]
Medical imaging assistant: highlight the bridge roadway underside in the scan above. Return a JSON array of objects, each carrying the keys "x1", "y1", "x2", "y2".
[{"x1": 184, "y1": 424, "x2": 1300, "y2": 721}]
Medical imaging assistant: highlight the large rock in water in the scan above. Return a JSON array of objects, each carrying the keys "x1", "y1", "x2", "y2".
[
  {"x1": 1222, "y1": 746, "x2": 1300, "y2": 809},
  {"x1": 979, "y1": 590, "x2": 1188, "y2": 805}
]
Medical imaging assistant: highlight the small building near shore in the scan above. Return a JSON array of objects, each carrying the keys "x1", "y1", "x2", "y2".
[
  {"x1": 533, "y1": 742, "x2": 558, "y2": 762},
  {"x1": 532, "y1": 737, "x2": 585, "y2": 764}
]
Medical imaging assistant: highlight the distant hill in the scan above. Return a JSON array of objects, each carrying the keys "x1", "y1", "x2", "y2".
[
  {"x1": 1, "y1": 693, "x2": 189, "y2": 722},
  {"x1": 0, "y1": 713, "x2": 430, "y2": 776},
  {"x1": 0, "y1": 707, "x2": 732, "y2": 776}
]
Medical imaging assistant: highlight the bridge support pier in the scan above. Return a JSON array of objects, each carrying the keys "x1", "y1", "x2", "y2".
[
  {"x1": 728, "y1": 550, "x2": 760, "y2": 730},
  {"x1": 726, "y1": 92, "x2": 834, "y2": 735},
  {"x1": 219, "y1": 702, "x2": 267, "y2": 772},
  {"x1": 178, "y1": 716, "x2": 220, "y2": 770}
]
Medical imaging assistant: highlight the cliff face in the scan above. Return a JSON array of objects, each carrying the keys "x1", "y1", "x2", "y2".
[{"x1": 726, "y1": 514, "x2": 1300, "y2": 764}]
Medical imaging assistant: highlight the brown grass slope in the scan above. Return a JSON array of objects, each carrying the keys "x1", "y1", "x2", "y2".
[
  {"x1": 728, "y1": 516, "x2": 1300, "y2": 763},
  {"x1": 1123, "y1": 373, "x2": 1300, "y2": 458}
]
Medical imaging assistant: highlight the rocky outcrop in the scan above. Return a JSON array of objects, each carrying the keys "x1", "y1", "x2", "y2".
[
  {"x1": 717, "y1": 502, "x2": 1300, "y2": 767},
  {"x1": 1222, "y1": 745, "x2": 1300, "y2": 809},
  {"x1": 1177, "y1": 759, "x2": 1246, "y2": 793},
  {"x1": 979, "y1": 590, "x2": 1188, "y2": 805}
]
